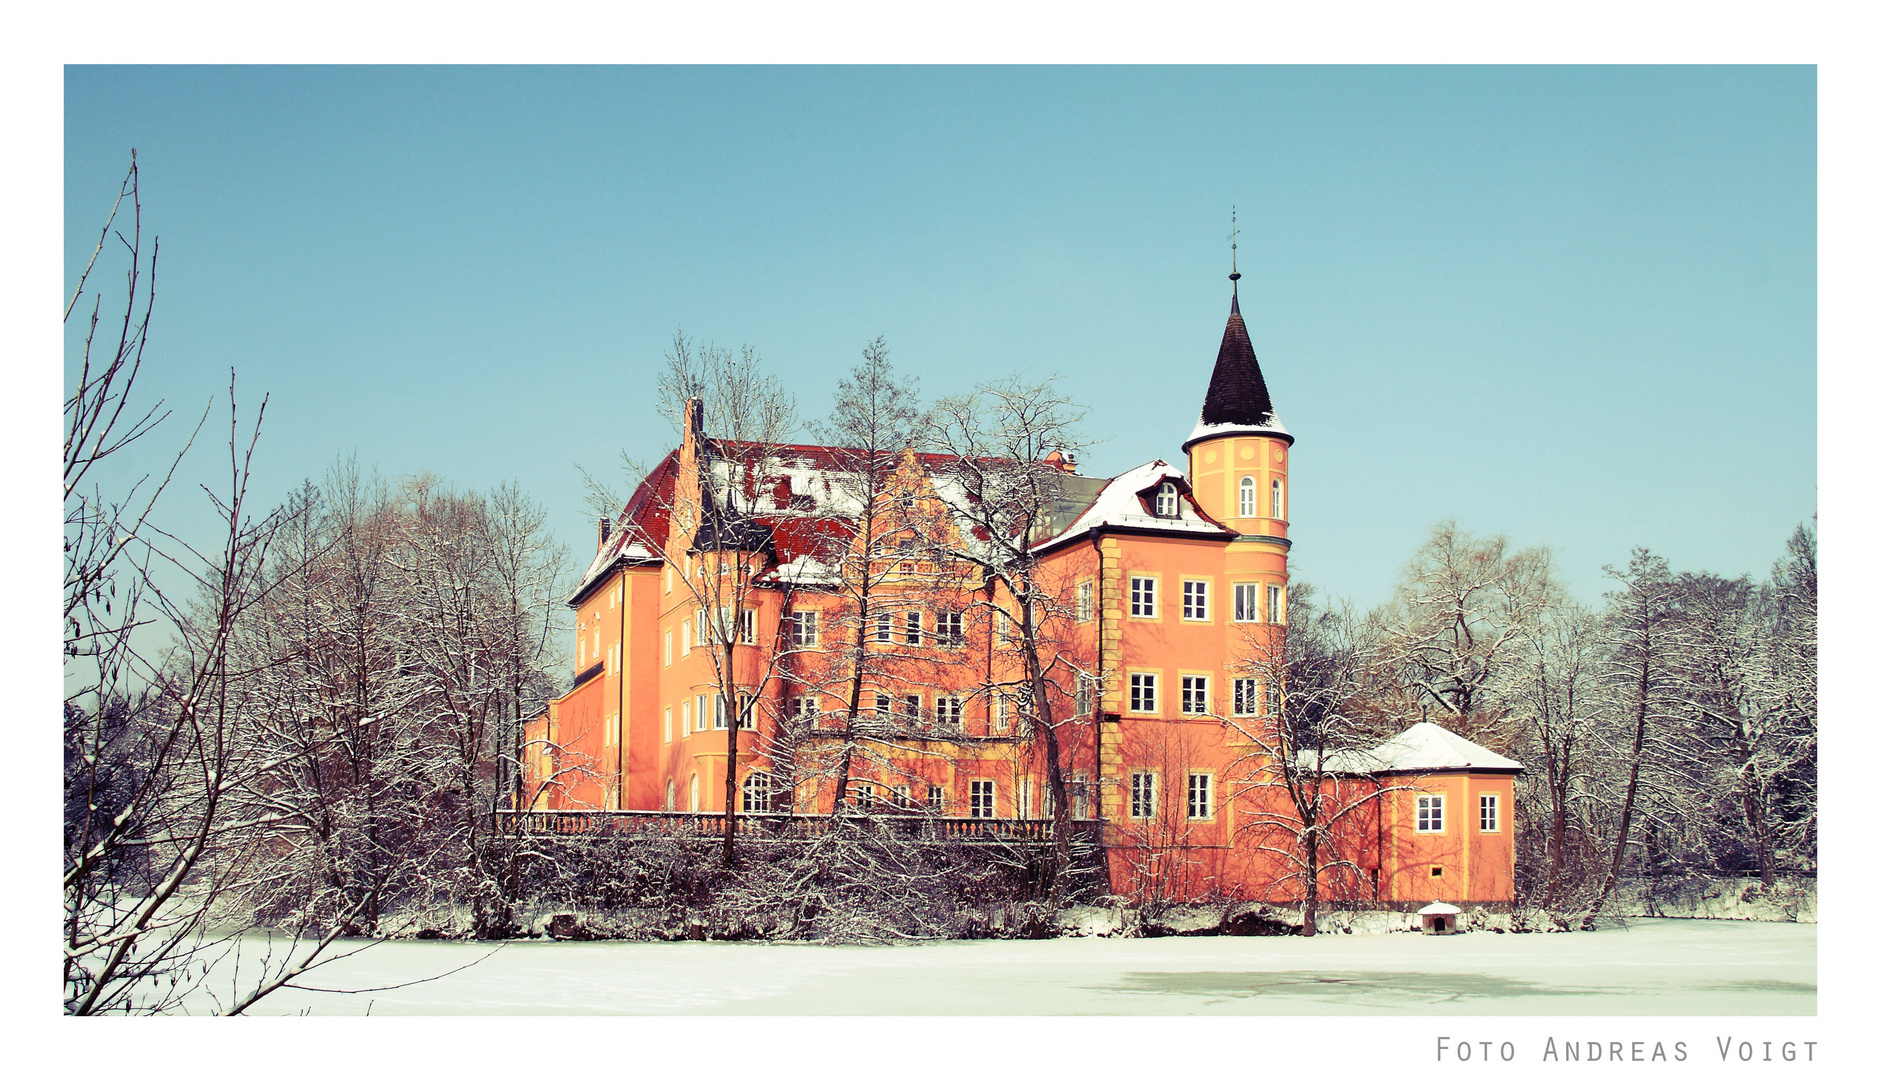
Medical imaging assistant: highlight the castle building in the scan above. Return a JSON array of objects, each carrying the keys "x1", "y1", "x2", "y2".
[{"x1": 521, "y1": 278, "x2": 1520, "y2": 909}]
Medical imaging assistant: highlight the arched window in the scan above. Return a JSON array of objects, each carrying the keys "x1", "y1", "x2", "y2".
[
  {"x1": 689, "y1": 773, "x2": 700, "y2": 812},
  {"x1": 1271, "y1": 478, "x2": 1285, "y2": 520},
  {"x1": 1155, "y1": 482, "x2": 1178, "y2": 517},
  {"x1": 1238, "y1": 475, "x2": 1257, "y2": 517},
  {"x1": 742, "y1": 772, "x2": 771, "y2": 813},
  {"x1": 665, "y1": 779, "x2": 675, "y2": 810}
]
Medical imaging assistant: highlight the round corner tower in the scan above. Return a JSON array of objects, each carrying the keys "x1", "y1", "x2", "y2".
[{"x1": 1182, "y1": 287, "x2": 1294, "y2": 625}]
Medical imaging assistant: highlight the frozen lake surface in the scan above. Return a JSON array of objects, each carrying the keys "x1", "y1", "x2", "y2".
[{"x1": 198, "y1": 919, "x2": 1814, "y2": 1016}]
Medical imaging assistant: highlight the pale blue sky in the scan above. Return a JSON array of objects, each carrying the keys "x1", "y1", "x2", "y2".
[{"x1": 64, "y1": 66, "x2": 1816, "y2": 609}]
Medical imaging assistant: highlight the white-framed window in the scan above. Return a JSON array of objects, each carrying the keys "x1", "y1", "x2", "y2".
[
  {"x1": 1180, "y1": 674, "x2": 1210, "y2": 715},
  {"x1": 1233, "y1": 677, "x2": 1264, "y2": 717},
  {"x1": 1267, "y1": 584, "x2": 1285, "y2": 624},
  {"x1": 665, "y1": 779, "x2": 676, "y2": 810},
  {"x1": 1480, "y1": 793, "x2": 1500, "y2": 833},
  {"x1": 1233, "y1": 582, "x2": 1259, "y2": 622},
  {"x1": 681, "y1": 699, "x2": 691, "y2": 737},
  {"x1": 664, "y1": 630, "x2": 673, "y2": 666},
  {"x1": 935, "y1": 695, "x2": 964, "y2": 727},
  {"x1": 1129, "y1": 772, "x2": 1157, "y2": 820},
  {"x1": 663, "y1": 707, "x2": 673, "y2": 743},
  {"x1": 874, "y1": 610, "x2": 893, "y2": 643},
  {"x1": 936, "y1": 611, "x2": 964, "y2": 647},
  {"x1": 664, "y1": 566, "x2": 672, "y2": 594},
  {"x1": 1074, "y1": 675, "x2": 1093, "y2": 717},
  {"x1": 681, "y1": 620, "x2": 690, "y2": 655},
  {"x1": 1155, "y1": 482, "x2": 1179, "y2": 517},
  {"x1": 738, "y1": 608, "x2": 757, "y2": 645},
  {"x1": 903, "y1": 694, "x2": 922, "y2": 721},
  {"x1": 1182, "y1": 579, "x2": 1209, "y2": 621},
  {"x1": 969, "y1": 780, "x2": 996, "y2": 819},
  {"x1": 1129, "y1": 672, "x2": 1158, "y2": 714},
  {"x1": 1271, "y1": 478, "x2": 1285, "y2": 519},
  {"x1": 737, "y1": 692, "x2": 755, "y2": 731},
  {"x1": 891, "y1": 785, "x2": 912, "y2": 809},
  {"x1": 904, "y1": 610, "x2": 923, "y2": 645},
  {"x1": 874, "y1": 691, "x2": 893, "y2": 720},
  {"x1": 1020, "y1": 779, "x2": 1034, "y2": 818},
  {"x1": 696, "y1": 607, "x2": 709, "y2": 645},
  {"x1": 689, "y1": 773, "x2": 700, "y2": 812},
  {"x1": 742, "y1": 772, "x2": 771, "y2": 813},
  {"x1": 927, "y1": 785, "x2": 945, "y2": 812},
  {"x1": 1070, "y1": 772, "x2": 1091, "y2": 819},
  {"x1": 1417, "y1": 794, "x2": 1445, "y2": 833},
  {"x1": 789, "y1": 610, "x2": 819, "y2": 647},
  {"x1": 1076, "y1": 580, "x2": 1094, "y2": 622},
  {"x1": 852, "y1": 781, "x2": 875, "y2": 809},
  {"x1": 708, "y1": 693, "x2": 727, "y2": 731},
  {"x1": 1187, "y1": 773, "x2": 1213, "y2": 819},
  {"x1": 1129, "y1": 576, "x2": 1157, "y2": 618},
  {"x1": 1239, "y1": 475, "x2": 1257, "y2": 517},
  {"x1": 787, "y1": 695, "x2": 819, "y2": 724}
]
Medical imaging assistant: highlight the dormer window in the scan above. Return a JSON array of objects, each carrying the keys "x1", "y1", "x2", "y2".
[{"x1": 1155, "y1": 482, "x2": 1179, "y2": 517}]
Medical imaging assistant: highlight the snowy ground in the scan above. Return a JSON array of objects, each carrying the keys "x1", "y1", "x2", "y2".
[{"x1": 175, "y1": 919, "x2": 1813, "y2": 1016}]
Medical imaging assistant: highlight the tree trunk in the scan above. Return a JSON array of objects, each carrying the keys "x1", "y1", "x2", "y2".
[
  {"x1": 1582, "y1": 646, "x2": 1650, "y2": 931},
  {"x1": 1300, "y1": 825, "x2": 1320, "y2": 936}
]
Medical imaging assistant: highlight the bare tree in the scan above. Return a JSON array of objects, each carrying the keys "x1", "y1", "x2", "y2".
[
  {"x1": 1379, "y1": 521, "x2": 1557, "y2": 744},
  {"x1": 1507, "y1": 598, "x2": 1605, "y2": 912},
  {"x1": 922, "y1": 375, "x2": 1090, "y2": 902},
  {"x1": 1227, "y1": 589, "x2": 1409, "y2": 936},
  {"x1": 806, "y1": 337, "x2": 924, "y2": 812},
  {"x1": 1580, "y1": 549, "x2": 1684, "y2": 929}
]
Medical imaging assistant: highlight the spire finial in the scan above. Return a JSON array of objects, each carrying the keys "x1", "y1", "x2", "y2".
[{"x1": 1228, "y1": 206, "x2": 1242, "y2": 298}]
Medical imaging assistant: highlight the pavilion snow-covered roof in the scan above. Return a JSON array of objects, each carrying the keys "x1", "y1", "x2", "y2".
[{"x1": 1311, "y1": 721, "x2": 1524, "y2": 775}]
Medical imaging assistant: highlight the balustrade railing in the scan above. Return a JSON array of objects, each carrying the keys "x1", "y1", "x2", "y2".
[{"x1": 495, "y1": 808, "x2": 1101, "y2": 843}]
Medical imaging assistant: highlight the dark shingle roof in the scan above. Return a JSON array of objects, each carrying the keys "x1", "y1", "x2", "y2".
[{"x1": 1199, "y1": 294, "x2": 1276, "y2": 427}]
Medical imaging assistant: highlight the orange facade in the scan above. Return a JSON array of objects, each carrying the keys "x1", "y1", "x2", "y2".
[{"x1": 522, "y1": 289, "x2": 1521, "y2": 910}]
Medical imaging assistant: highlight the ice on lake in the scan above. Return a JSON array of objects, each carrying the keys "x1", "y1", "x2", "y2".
[{"x1": 189, "y1": 918, "x2": 1814, "y2": 1016}]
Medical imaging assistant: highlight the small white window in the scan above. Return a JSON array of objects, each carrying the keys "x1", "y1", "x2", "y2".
[
  {"x1": 1129, "y1": 672, "x2": 1158, "y2": 714},
  {"x1": 936, "y1": 611, "x2": 964, "y2": 646},
  {"x1": 927, "y1": 785, "x2": 945, "y2": 812},
  {"x1": 1182, "y1": 580, "x2": 1209, "y2": 621},
  {"x1": 1074, "y1": 676, "x2": 1093, "y2": 716},
  {"x1": 936, "y1": 695, "x2": 964, "y2": 726},
  {"x1": 1076, "y1": 581, "x2": 1094, "y2": 622},
  {"x1": 1129, "y1": 576, "x2": 1157, "y2": 618},
  {"x1": 1019, "y1": 779, "x2": 1034, "y2": 818},
  {"x1": 712, "y1": 695, "x2": 729, "y2": 730},
  {"x1": 1180, "y1": 674, "x2": 1210, "y2": 715},
  {"x1": 1155, "y1": 482, "x2": 1179, "y2": 517},
  {"x1": 664, "y1": 567, "x2": 672, "y2": 593},
  {"x1": 738, "y1": 608, "x2": 757, "y2": 645},
  {"x1": 1187, "y1": 773, "x2": 1213, "y2": 819},
  {"x1": 1233, "y1": 583, "x2": 1258, "y2": 622},
  {"x1": 1417, "y1": 794, "x2": 1445, "y2": 833},
  {"x1": 1239, "y1": 475, "x2": 1257, "y2": 517},
  {"x1": 665, "y1": 779, "x2": 675, "y2": 810},
  {"x1": 742, "y1": 772, "x2": 771, "y2": 813},
  {"x1": 874, "y1": 691, "x2": 893, "y2": 720},
  {"x1": 904, "y1": 610, "x2": 922, "y2": 646},
  {"x1": 663, "y1": 707, "x2": 673, "y2": 743},
  {"x1": 1233, "y1": 677, "x2": 1264, "y2": 717},
  {"x1": 1129, "y1": 772, "x2": 1157, "y2": 820},
  {"x1": 874, "y1": 611, "x2": 893, "y2": 643},
  {"x1": 789, "y1": 610, "x2": 819, "y2": 647},
  {"x1": 681, "y1": 699, "x2": 691, "y2": 737},
  {"x1": 664, "y1": 630, "x2": 673, "y2": 666},
  {"x1": 903, "y1": 694, "x2": 922, "y2": 721},
  {"x1": 1480, "y1": 793, "x2": 1500, "y2": 833},
  {"x1": 689, "y1": 773, "x2": 700, "y2": 812},
  {"x1": 891, "y1": 785, "x2": 912, "y2": 809},
  {"x1": 737, "y1": 692, "x2": 755, "y2": 731},
  {"x1": 1271, "y1": 478, "x2": 1285, "y2": 519},
  {"x1": 788, "y1": 695, "x2": 819, "y2": 724},
  {"x1": 1267, "y1": 584, "x2": 1285, "y2": 624},
  {"x1": 681, "y1": 620, "x2": 690, "y2": 655},
  {"x1": 1070, "y1": 773, "x2": 1091, "y2": 819},
  {"x1": 992, "y1": 693, "x2": 1011, "y2": 733},
  {"x1": 970, "y1": 780, "x2": 996, "y2": 819}
]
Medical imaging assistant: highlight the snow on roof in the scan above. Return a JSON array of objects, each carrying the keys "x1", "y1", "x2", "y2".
[
  {"x1": 1315, "y1": 721, "x2": 1523, "y2": 774},
  {"x1": 1036, "y1": 460, "x2": 1234, "y2": 550},
  {"x1": 1181, "y1": 415, "x2": 1292, "y2": 453},
  {"x1": 1418, "y1": 901, "x2": 1462, "y2": 915}
]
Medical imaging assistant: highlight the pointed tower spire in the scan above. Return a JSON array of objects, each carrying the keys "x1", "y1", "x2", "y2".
[{"x1": 1229, "y1": 205, "x2": 1241, "y2": 309}]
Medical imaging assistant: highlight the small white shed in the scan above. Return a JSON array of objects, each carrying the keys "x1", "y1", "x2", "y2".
[{"x1": 1418, "y1": 901, "x2": 1463, "y2": 935}]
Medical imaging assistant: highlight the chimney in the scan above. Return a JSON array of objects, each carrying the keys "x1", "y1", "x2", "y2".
[{"x1": 598, "y1": 517, "x2": 612, "y2": 551}]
